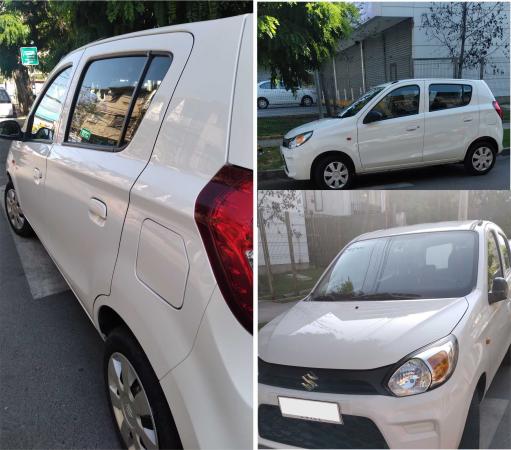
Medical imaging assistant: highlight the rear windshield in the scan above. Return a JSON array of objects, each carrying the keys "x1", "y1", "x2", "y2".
[
  {"x1": 0, "y1": 90, "x2": 10, "y2": 103},
  {"x1": 309, "y1": 230, "x2": 478, "y2": 301}
]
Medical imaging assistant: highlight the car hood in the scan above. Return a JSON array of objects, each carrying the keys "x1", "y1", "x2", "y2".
[
  {"x1": 284, "y1": 117, "x2": 348, "y2": 139},
  {"x1": 259, "y1": 297, "x2": 468, "y2": 370}
]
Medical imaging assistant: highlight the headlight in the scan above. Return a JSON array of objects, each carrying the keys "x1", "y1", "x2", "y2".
[
  {"x1": 387, "y1": 335, "x2": 458, "y2": 397},
  {"x1": 287, "y1": 131, "x2": 313, "y2": 149}
]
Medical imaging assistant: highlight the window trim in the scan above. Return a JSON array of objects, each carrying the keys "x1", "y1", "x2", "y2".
[
  {"x1": 63, "y1": 50, "x2": 172, "y2": 153},
  {"x1": 364, "y1": 84, "x2": 420, "y2": 123},
  {"x1": 24, "y1": 63, "x2": 73, "y2": 144},
  {"x1": 428, "y1": 83, "x2": 473, "y2": 113},
  {"x1": 497, "y1": 231, "x2": 511, "y2": 274},
  {"x1": 488, "y1": 230, "x2": 504, "y2": 289}
]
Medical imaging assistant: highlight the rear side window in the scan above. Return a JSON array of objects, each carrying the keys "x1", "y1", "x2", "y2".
[
  {"x1": 0, "y1": 89, "x2": 10, "y2": 103},
  {"x1": 369, "y1": 85, "x2": 420, "y2": 121},
  {"x1": 67, "y1": 54, "x2": 171, "y2": 150},
  {"x1": 497, "y1": 233, "x2": 511, "y2": 273},
  {"x1": 429, "y1": 84, "x2": 472, "y2": 112},
  {"x1": 488, "y1": 233, "x2": 503, "y2": 287}
]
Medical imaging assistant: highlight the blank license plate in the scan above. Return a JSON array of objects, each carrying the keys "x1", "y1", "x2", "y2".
[{"x1": 278, "y1": 397, "x2": 343, "y2": 424}]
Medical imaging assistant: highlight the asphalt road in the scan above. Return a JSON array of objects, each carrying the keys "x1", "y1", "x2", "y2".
[
  {"x1": 259, "y1": 153, "x2": 510, "y2": 190},
  {"x1": 0, "y1": 139, "x2": 121, "y2": 448}
]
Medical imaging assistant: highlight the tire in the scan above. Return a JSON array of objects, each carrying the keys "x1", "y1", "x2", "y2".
[
  {"x1": 104, "y1": 327, "x2": 182, "y2": 450},
  {"x1": 313, "y1": 154, "x2": 354, "y2": 190},
  {"x1": 459, "y1": 390, "x2": 480, "y2": 449},
  {"x1": 301, "y1": 95, "x2": 313, "y2": 107},
  {"x1": 257, "y1": 97, "x2": 269, "y2": 109},
  {"x1": 4, "y1": 181, "x2": 34, "y2": 237},
  {"x1": 464, "y1": 141, "x2": 497, "y2": 175}
]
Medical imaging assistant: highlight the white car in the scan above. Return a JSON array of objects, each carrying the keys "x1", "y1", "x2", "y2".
[
  {"x1": 257, "y1": 80, "x2": 316, "y2": 109},
  {"x1": 0, "y1": 88, "x2": 15, "y2": 118},
  {"x1": 280, "y1": 79, "x2": 504, "y2": 189},
  {"x1": 1, "y1": 14, "x2": 253, "y2": 450},
  {"x1": 259, "y1": 221, "x2": 511, "y2": 449}
]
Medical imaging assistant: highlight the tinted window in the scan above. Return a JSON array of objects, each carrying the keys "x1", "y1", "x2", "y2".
[
  {"x1": 31, "y1": 67, "x2": 72, "y2": 141},
  {"x1": 0, "y1": 89, "x2": 10, "y2": 103},
  {"x1": 124, "y1": 56, "x2": 172, "y2": 144},
  {"x1": 497, "y1": 233, "x2": 511, "y2": 273},
  {"x1": 368, "y1": 85, "x2": 420, "y2": 121},
  {"x1": 429, "y1": 84, "x2": 472, "y2": 112},
  {"x1": 488, "y1": 233, "x2": 503, "y2": 287},
  {"x1": 309, "y1": 231, "x2": 478, "y2": 301}
]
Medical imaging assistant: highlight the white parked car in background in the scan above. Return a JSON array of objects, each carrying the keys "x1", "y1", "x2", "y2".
[
  {"x1": 257, "y1": 80, "x2": 317, "y2": 109},
  {"x1": 259, "y1": 221, "x2": 511, "y2": 449},
  {"x1": 280, "y1": 79, "x2": 504, "y2": 189},
  {"x1": 2, "y1": 14, "x2": 253, "y2": 450},
  {"x1": 0, "y1": 88, "x2": 15, "y2": 118}
]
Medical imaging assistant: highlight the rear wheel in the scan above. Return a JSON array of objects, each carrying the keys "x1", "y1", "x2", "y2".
[
  {"x1": 4, "y1": 181, "x2": 34, "y2": 237},
  {"x1": 313, "y1": 155, "x2": 354, "y2": 190},
  {"x1": 104, "y1": 327, "x2": 182, "y2": 450},
  {"x1": 464, "y1": 141, "x2": 496, "y2": 175},
  {"x1": 459, "y1": 390, "x2": 480, "y2": 449},
  {"x1": 257, "y1": 97, "x2": 269, "y2": 109},
  {"x1": 301, "y1": 95, "x2": 313, "y2": 107}
]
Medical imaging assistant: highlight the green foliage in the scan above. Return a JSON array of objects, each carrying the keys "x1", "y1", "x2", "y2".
[
  {"x1": 258, "y1": 1, "x2": 359, "y2": 88},
  {"x1": 0, "y1": 12, "x2": 29, "y2": 45}
]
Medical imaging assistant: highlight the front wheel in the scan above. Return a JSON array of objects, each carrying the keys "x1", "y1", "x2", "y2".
[
  {"x1": 4, "y1": 181, "x2": 34, "y2": 237},
  {"x1": 301, "y1": 95, "x2": 313, "y2": 107},
  {"x1": 104, "y1": 327, "x2": 182, "y2": 450},
  {"x1": 257, "y1": 97, "x2": 269, "y2": 109},
  {"x1": 313, "y1": 155, "x2": 354, "y2": 190},
  {"x1": 464, "y1": 141, "x2": 496, "y2": 175},
  {"x1": 459, "y1": 390, "x2": 480, "y2": 449}
]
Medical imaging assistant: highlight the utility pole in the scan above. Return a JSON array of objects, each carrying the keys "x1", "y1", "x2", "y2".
[
  {"x1": 457, "y1": 3, "x2": 468, "y2": 78},
  {"x1": 314, "y1": 70, "x2": 324, "y2": 119}
]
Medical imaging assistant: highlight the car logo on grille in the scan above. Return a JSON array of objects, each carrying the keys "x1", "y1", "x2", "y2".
[{"x1": 301, "y1": 372, "x2": 319, "y2": 391}]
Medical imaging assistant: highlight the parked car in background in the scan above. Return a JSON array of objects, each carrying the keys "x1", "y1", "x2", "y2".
[
  {"x1": 0, "y1": 88, "x2": 15, "y2": 118},
  {"x1": 280, "y1": 79, "x2": 504, "y2": 189},
  {"x1": 259, "y1": 220, "x2": 511, "y2": 449},
  {"x1": 1, "y1": 14, "x2": 253, "y2": 450},
  {"x1": 257, "y1": 80, "x2": 317, "y2": 109}
]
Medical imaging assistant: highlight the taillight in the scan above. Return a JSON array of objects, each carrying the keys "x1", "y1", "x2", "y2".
[
  {"x1": 493, "y1": 100, "x2": 503, "y2": 120},
  {"x1": 195, "y1": 165, "x2": 253, "y2": 333}
]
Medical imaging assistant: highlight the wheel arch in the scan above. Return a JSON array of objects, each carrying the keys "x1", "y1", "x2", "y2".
[
  {"x1": 98, "y1": 304, "x2": 135, "y2": 339},
  {"x1": 466, "y1": 136, "x2": 499, "y2": 157},
  {"x1": 310, "y1": 150, "x2": 356, "y2": 179}
]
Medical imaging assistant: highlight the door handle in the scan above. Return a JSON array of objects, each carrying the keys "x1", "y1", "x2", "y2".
[
  {"x1": 89, "y1": 198, "x2": 107, "y2": 221},
  {"x1": 406, "y1": 125, "x2": 419, "y2": 131},
  {"x1": 463, "y1": 117, "x2": 473, "y2": 123},
  {"x1": 33, "y1": 167, "x2": 42, "y2": 181}
]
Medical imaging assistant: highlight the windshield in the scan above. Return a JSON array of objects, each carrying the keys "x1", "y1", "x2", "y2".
[
  {"x1": 309, "y1": 231, "x2": 478, "y2": 301},
  {"x1": 0, "y1": 90, "x2": 10, "y2": 103},
  {"x1": 338, "y1": 86, "x2": 386, "y2": 118}
]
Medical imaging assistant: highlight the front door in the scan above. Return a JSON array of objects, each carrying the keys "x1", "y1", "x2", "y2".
[{"x1": 357, "y1": 83, "x2": 425, "y2": 170}]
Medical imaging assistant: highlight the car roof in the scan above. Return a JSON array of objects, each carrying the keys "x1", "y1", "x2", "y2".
[{"x1": 355, "y1": 220, "x2": 485, "y2": 241}]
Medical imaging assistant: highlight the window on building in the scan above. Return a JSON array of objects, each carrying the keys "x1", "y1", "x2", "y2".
[
  {"x1": 369, "y1": 85, "x2": 420, "y2": 121},
  {"x1": 429, "y1": 84, "x2": 472, "y2": 112}
]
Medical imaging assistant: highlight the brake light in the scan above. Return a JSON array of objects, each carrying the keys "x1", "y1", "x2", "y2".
[
  {"x1": 493, "y1": 100, "x2": 503, "y2": 120},
  {"x1": 195, "y1": 165, "x2": 253, "y2": 333}
]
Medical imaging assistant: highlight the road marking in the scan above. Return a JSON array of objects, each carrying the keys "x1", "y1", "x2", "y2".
[
  {"x1": 480, "y1": 397, "x2": 509, "y2": 449},
  {"x1": 0, "y1": 185, "x2": 68, "y2": 300}
]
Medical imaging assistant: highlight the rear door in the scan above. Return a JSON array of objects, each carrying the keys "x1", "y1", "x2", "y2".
[
  {"x1": 423, "y1": 82, "x2": 478, "y2": 162},
  {"x1": 42, "y1": 32, "x2": 193, "y2": 316}
]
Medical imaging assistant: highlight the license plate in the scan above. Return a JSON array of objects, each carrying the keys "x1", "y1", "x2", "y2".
[{"x1": 278, "y1": 396, "x2": 343, "y2": 424}]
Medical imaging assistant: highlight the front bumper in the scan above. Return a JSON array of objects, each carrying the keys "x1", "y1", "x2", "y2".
[
  {"x1": 259, "y1": 368, "x2": 472, "y2": 449},
  {"x1": 280, "y1": 145, "x2": 312, "y2": 180}
]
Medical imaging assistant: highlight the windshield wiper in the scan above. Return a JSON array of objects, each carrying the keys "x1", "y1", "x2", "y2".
[
  {"x1": 353, "y1": 292, "x2": 422, "y2": 300},
  {"x1": 309, "y1": 292, "x2": 355, "y2": 302}
]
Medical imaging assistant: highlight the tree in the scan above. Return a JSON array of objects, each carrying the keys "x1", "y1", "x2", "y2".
[
  {"x1": 421, "y1": 2, "x2": 509, "y2": 78},
  {"x1": 258, "y1": 2, "x2": 358, "y2": 97}
]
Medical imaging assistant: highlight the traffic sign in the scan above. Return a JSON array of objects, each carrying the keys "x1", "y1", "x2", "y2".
[{"x1": 20, "y1": 47, "x2": 39, "y2": 65}]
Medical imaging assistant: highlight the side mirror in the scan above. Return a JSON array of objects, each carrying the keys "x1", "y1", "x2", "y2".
[
  {"x1": 489, "y1": 277, "x2": 509, "y2": 304},
  {"x1": 363, "y1": 110, "x2": 383, "y2": 124},
  {"x1": 0, "y1": 120, "x2": 23, "y2": 140}
]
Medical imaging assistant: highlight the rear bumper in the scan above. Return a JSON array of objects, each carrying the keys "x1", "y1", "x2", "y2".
[{"x1": 160, "y1": 286, "x2": 252, "y2": 449}]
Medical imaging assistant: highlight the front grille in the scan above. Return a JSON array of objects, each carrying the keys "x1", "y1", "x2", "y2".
[
  {"x1": 259, "y1": 404, "x2": 388, "y2": 449},
  {"x1": 259, "y1": 359, "x2": 392, "y2": 395}
]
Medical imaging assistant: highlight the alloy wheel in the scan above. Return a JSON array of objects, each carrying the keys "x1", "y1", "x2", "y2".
[
  {"x1": 5, "y1": 188, "x2": 25, "y2": 230},
  {"x1": 323, "y1": 161, "x2": 349, "y2": 189},
  {"x1": 472, "y1": 147, "x2": 493, "y2": 172},
  {"x1": 108, "y1": 352, "x2": 158, "y2": 450}
]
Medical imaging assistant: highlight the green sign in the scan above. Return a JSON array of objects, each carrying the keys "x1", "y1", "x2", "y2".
[
  {"x1": 20, "y1": 47, "x2": 39, "y2": 66},
  {"x1": 80, "y1": 128, "x2": 91, "y2": 141}
]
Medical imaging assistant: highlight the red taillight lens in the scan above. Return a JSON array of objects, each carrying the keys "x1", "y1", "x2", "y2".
[
  {"x1": 493, "y1": 100, "x2": 504, "y2": 120},
  {"x1": 195, "y1": 165, "x2": 253, "y2": 333}
]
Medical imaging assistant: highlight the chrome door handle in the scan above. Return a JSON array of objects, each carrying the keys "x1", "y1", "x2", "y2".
[{"x1": 89, "y1": 198, "x2": 107, "y2": 220}]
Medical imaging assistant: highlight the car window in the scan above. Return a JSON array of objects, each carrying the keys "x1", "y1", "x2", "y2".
[
  {"x1": 260, "y1": 82, "x2": 271, "y2": 89},
  {"x1": 488, "y1": 232, "x2": 503, "y2": 287},
  {"x1": 496, "y1": 232, "x2": 511, "y2": 273},
  {"x1": 67, "y1": 55, "x2": 171, "y2": 149},
  {"x1": 338, "y1": 86, "x2": 385, "y2": 118},
  {"x1": 0, "y1": 89, "x2": 10, "y2": 103},
  {"x1": 368, "y1": 85, "x2": 420, "y2": 121},
  {"x1": 30, "y1": 67, "x2": 72, "y2": 141},
  {"x1": 310, "y1": 231, "x2": 478, "y2": 301},
  {"x1": 429, "y1": 84, "x2": 472, "y2": 112}
]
